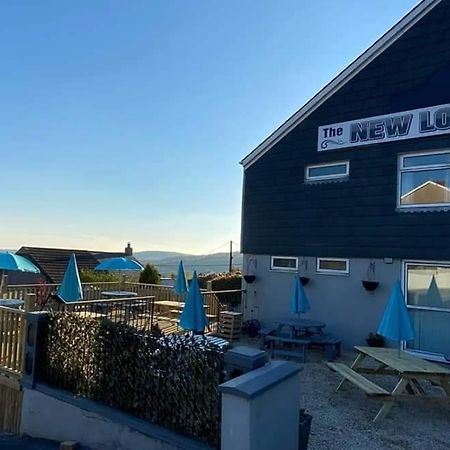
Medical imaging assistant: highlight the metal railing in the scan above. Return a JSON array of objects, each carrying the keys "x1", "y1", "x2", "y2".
[
  {"x1": 44, "y1": 296, "x2": 156, "y2": 333},
  {"x1": 3, "y1": 282, "x2": 245, "y2": 333}
]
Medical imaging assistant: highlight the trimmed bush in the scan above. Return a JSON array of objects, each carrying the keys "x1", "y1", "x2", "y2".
[
  {"x1": 38, "y1": 313, "x2": 225, "y2": 447},
  {"x1": 79, "y1": 269, "x2": 120, "y2": 283},
  {"x1": 198, "y1": 272, "x2": 242, "y2": 306}
]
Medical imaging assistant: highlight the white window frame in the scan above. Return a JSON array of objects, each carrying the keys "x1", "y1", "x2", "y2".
[
  {"x1": 316, "y1": 257, "x2": 349, "y2": 275},
  {"x1": 305, "y1": 161, "x2": 349, "y2": 181},
  {"x1": 270, "y1": 256, "x2": 298, "y2": 271},
  {"x1": 402, "y1": 260, "x2": 450, "y2": 314},
  {"x1": 401, "y1": 260, "x2": 450, "y2": 362},
  {"x1": 397, "y1": 149, "x2": 450, "y2": 209}
]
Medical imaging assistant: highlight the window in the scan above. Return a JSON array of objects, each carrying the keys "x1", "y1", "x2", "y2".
[
  {"x1": 316, "y1": 257, "x2": 349, "y2": 274},
  {"x1": 404, "y1": 261, "x2": 450, "y2": 358},
  {"x1": 305, "y1": 161, "x2": 349, "y2": 181},
  {"x1": 271, "y1": 256, "x2": 298, "y2": 271},
  {"x1": 399, "y1": 150, "x2": 450, "y2": 208}
]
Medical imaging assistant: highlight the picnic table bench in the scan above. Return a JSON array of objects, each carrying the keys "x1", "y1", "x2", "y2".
[
  {"x1": 265, "y1": 335, "x2": 310, "y2": 363},
  {"x1": 259, "y1": 324, "x2": 342, "y2": 361},
  {"x1": 329, "y1": 346, "x2": 450, "y2": 422},
  {"x1": 328, "y1": 362, "x2": 390, "y2": 398},
  {"x1": 309, "y1": 334, "x2": 343, "y2": 361}
]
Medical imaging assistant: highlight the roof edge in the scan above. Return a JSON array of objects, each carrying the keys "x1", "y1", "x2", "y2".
[{"x1": 240, "y1": 0, "x2": 441, "y2": 169}]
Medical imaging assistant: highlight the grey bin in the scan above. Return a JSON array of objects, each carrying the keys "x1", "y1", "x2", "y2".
[{"x1": 224, "y1": 345, "x2": 268, "y2": 379}]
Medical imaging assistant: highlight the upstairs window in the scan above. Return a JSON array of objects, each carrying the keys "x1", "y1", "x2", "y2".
[
  {"x1": 399, "y1": 150, "x2": 450, "y2": 208},
  {"x1": 305, "y1": 161, "x2": 349, "y2": 181},
  {"x1": 271, "y1": 256, "x2": 298, "y2": 271}
]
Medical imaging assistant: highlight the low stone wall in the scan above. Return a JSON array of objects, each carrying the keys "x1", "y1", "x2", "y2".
[{"x1": 21, "y1": 384, "x2": 213, "y2": 450}]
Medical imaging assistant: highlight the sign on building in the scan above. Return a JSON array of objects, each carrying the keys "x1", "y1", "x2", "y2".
[{"x1": 317, "y1": 103, "x2": 450, "y2": 151}]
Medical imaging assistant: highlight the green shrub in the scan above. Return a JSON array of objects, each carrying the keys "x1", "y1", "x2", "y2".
[
  {"x1": 198, "y1": 272, "x2": 242, "y2": 305},
  {"x1": 79, "y1": 269, "x2": 120, "y2": 283},
  {"x1": 139, "y1": 264, "x2": 161, "y2": 284}
]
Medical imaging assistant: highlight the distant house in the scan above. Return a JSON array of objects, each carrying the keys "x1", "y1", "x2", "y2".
[
  {"x1": 240, "y1": 0, "x2": 450, "y2": 361},
  {"x1": 8, "y1": 243, "x2": 135, "y2": 285},
  {"x1": 400, "y1": 180, "x2": 450, "y2": 205}
]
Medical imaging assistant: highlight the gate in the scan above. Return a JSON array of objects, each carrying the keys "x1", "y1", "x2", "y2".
[{"x1": 0, "y1": 306, "x2": 25, "y2": 433}]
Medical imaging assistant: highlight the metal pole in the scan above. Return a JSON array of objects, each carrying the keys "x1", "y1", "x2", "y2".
[{"x1": 229, "y1": 241, "x2": 233, "y2": 272}]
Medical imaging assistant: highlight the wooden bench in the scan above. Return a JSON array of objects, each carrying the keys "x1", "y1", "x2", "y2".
[
  {"x1": 308, "y1": 334, "x2": 343, "y2": 361},
  {"x1": 157, "y1": 315, "x2": 180, "y2": 324},
  {"x1": 258, "y1": 327, "x2": 277, "y2": 337},
  {"x1": 327, "y1": 362, "x2": 390, "y2": 398},
  {"x1": 265, "y1": 335, "x2": 310, "y2": 363}
]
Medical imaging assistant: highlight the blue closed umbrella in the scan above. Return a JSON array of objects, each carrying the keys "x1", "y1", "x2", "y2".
[
  {"x1": 377, "y1": 280, "x2": 415, "y2": 355},
  {"x1": 179, "y1": 271, "x2": 208, "y2": 333},
  {"x1": 0, "y1": 252, "x2": 40, "y2": 273},
  {"x1": 290, "y1": 274, "x2": 310, "y2": 317},
  {"x1": 174, "y1": 260, "x2": 188, "y2": 295},
  {"x1": 95, "y1": 257, "x2": 144, "y2": 272},
  {"x1": 57, "y1": 254, "x2": 83, "y2": 303}
]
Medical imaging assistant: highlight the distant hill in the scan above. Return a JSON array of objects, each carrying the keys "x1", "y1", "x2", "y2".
[{"x1": 134, "y1": 250, "x2": 243, "y2": 276}]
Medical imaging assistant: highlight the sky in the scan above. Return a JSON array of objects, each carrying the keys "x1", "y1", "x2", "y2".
[{"x1": 1, "y1": 0, "x2": 419, "y2": 254}]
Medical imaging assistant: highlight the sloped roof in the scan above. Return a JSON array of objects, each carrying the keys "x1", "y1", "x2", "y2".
[
  {"x1": 16, "y1": 246, "x2": 126, "y2": 284},
  {"x1": 401, "y1": 180, "x2": 450, "y2": 204},
  {"x1": 240, "y1": 0, "x2": 442, "y2": 169}
]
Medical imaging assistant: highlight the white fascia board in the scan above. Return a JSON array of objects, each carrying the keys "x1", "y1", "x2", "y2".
[{"x1": 240, "y1": 0, "x2": 442, "y2": 170}]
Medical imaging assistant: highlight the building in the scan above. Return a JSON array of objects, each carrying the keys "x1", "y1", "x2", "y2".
[
  {"x1": 8, "y1": 244, "x2": 135, "y2": 285},
  {"x1": 240, "y1": 0, "x2": 450, "y2": 361}
]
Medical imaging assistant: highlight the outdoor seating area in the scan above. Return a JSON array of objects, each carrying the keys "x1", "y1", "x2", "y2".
[
  {"x1": 328, "y1": 346, "x2": 450, "y2": 422},
  {"x1": 257, "y1": 276, "x2": 344, "y2": 362},
  {"x1": 0, "y1": 251, "x2": 449, "y2": 449}
]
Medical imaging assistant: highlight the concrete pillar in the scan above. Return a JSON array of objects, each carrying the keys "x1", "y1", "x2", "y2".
[
  {"x1": 219, "y1": 360, "x2": 302, "y2": 450},
  {"x1": 22, "y1": 312, "x2": 50, "y2": 389}
]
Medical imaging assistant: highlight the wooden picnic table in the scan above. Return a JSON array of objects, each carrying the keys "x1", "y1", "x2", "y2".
[
  {"x1": 154, "y1": 300, "x2": 185, "y2": 308},
  {"x1": 101, "y1": 291, "x2": 138, "y2": 299},
  {"x1": 0, "y1": 299, "x2": 24, "y2": 309},
  {"x1": 276, "y1": 318, "x2": 326, "y2": 338},
  {"x1": 154, "y1": 300, "x2": 209, "y2": 309},
  {"x1": 328, "y1": 345, "x2": 450, "y2": 422}
]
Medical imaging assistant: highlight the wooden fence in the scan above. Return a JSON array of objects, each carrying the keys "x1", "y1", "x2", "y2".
[{"x1": 0, "y1": 305, "x2": 26, "y2": 433}]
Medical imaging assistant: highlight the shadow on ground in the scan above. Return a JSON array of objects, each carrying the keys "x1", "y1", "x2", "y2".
[{"x1": 0, "y1": 434, "x2": 59, "y2": 450}]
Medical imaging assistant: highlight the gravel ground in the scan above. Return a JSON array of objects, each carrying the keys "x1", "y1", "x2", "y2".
[
  {"x1": 239, "y1": 336, "x2": 450, "y2": 450},
  {"x1": 300, "y1": 352, "x2": 450, "y2": 450}
]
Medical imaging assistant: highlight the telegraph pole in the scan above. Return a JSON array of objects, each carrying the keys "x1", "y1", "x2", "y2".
[{"x1": 228, "y1": 240, "x2": 233, "y2": 272}]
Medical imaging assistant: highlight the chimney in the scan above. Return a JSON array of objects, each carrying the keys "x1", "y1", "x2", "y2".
[{"x1": 125, "y1": 242, "x2": 133, "y2": 256}]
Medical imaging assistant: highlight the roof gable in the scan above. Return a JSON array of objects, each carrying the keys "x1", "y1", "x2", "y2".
[{"x1": 240, "y1": 0, "x2": 442, "y2": 169}]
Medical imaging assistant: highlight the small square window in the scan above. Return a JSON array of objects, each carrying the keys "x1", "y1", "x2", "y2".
[
  {"x1": 306, "y1": 161, "x2": 349, "y2": 181},
  {"x1": 271, "y1": 256, "x2": 298, "y2": 271},
  {"x1": 316, "y1": 258, "x2": 349, "y2": 274}
]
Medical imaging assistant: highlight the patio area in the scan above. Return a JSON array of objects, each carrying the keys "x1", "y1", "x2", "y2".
[
  {"x1": 1, "y1": 281, "x2": 243, "y2": 335},
  {"x1": 239, "y1": 334, "x2": 450, "y2": 450}
]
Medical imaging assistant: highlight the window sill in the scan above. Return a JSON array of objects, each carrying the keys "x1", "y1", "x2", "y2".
[
  {"x1": 396, "y1": 206, "x2": 450, "y2": 213},
  {"x1": 315, "y1": 271, "x2": 349, "y2": 276},
  {"x1": 304, "y1": 177, "x2": 349, "y2": 185}
]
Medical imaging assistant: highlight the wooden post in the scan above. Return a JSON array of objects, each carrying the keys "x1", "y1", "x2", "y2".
[
  {"x1": 0, "y1": 272, "x2": 8, "y2": 298},
  {"x1": 25, "y1": 294, "x2": 37, "y2": 313}
]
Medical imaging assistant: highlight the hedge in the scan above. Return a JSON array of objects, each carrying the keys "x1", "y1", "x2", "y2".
[{"x1": 38, "y1": 313, "x2": 225, "y2": 447}]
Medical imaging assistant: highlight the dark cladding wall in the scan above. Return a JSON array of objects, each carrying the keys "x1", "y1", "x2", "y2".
[{"x1": 242, "y1": 1, "x2": 450, "y2": 260}]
